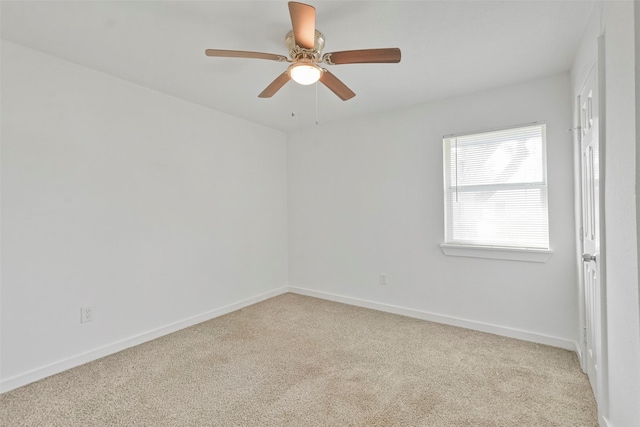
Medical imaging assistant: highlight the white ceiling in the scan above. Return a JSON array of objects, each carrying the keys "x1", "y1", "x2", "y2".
[{"x1": 1, "y1": 0, "x2": 594, "y2": 132}]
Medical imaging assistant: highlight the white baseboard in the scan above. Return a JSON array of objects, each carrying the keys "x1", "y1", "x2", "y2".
[
  {"x1": 1, "y1": 285, "x2": 580, "y2": 393},
  {"x1": 0, "y1": 287, "x2": 288, "y2": 393},
  {"x1": 575, "y1": 343, "x2": 586, "y2": 372},
  {"x1": 289, "y1": 287, "x2": 578, "y2": 351}
]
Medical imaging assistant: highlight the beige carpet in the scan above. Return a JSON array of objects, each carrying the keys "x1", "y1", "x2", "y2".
[{"x1": 1, "y1": 293, "x2": 597, "y2": 426}]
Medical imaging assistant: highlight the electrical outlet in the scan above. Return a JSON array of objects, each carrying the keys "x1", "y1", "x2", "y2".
[
  {"x1": 380, "y1": 274, "x2": 388, "y2": 285},
  {"x1": 81, "y1": 306, "x2": 94, "y2": 323}
]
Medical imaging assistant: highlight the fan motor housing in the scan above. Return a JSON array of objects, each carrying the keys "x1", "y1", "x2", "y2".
[{"x1": 285, "y1": 29, "x2": 325, "y2": 61}]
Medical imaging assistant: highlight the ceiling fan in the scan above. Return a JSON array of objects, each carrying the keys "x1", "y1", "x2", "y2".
[{"x1": 205, "y1": 1, "x2": 401, "y2": 101}]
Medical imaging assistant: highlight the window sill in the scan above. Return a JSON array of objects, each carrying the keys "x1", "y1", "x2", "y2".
[{"x1": 440, "y1": 244, "x2": 553, "y2": 263}]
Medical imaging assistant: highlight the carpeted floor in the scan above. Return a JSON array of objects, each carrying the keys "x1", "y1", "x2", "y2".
[{"x1": 0, "y1": 293, "x2": 597, "y2": 426}]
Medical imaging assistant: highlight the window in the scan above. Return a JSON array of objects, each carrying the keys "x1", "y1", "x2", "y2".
[{"x1": 442, "y1": 123, "x2": 551, "y2": 261}]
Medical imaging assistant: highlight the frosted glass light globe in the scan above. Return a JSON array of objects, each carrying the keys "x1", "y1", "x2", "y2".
[{"x1": 289, "y1": 63, "x2": 322, "y2": 85}]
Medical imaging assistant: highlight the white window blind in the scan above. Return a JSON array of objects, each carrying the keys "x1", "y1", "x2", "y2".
[{"x1": 443, "y1": 123, "x2": 549, "y2": 250}]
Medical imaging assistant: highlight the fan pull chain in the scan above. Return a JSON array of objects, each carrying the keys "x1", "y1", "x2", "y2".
[
  {"x1": 291, "y1": 82, "x2": 296, "y2": 119},
  {"x1": 315, "y1": 81, "x2": 319, "y2": 126}
]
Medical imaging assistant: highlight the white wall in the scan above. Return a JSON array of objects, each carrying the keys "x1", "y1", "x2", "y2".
[
  {"x1": 0, "y1": 41, "x2": 288, "y2": 391},
  {"x1": 636, "y1": 0, "x2": 640, "y2": 333},
  {"x1": 288, "y1": 73, "x2": 578, "y2": 348},
  {"x1": 600, "y1": 2, "x2": 640, "y2": 426}
]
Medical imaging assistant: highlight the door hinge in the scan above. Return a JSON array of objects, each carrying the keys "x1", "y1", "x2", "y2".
[
  {"x1": 582, "y1": 327, "x2": 587, "y2": 344},
  {"x1": 579, "y1": 226, "x2": 584, "y2": 242}
]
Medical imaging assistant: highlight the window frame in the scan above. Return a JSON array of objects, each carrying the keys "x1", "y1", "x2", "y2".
[{"x1": 441, "y1": 122, "x2": 553, "y2": 262}]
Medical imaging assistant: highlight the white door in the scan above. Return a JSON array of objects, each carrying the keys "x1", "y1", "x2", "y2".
[{"x1": 578, "y1": 62, "x2": 605, "y2": 403}]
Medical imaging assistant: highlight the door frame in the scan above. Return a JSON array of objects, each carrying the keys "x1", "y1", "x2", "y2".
[{"x1": 574, "y1": 35, "x2": 609, "y2": 424}]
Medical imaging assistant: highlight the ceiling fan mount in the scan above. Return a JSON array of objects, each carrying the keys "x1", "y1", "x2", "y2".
[
  {"x1": 205, "y1": 2, "x2": 401, "y2": 101},
  {"x1": 285, "y1": 29, "x2": 325, "y2": 62}
]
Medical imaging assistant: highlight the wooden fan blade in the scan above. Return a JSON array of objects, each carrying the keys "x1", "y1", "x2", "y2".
[
  {"x1": 288, "y1": 2, "x2": 316, "y2": 50},
  {"x1": 322, "y1": 48, "x2": 401, "y2": 65},
  {"x1": 205, "y1": 49, "x2": 288, "y2": 62},
  {"x1": 258, "y1": 72, "x2": 291, "y2": 98},
  {"x1": 319, "y1": 69, "x2": 355, "y2": 101}
]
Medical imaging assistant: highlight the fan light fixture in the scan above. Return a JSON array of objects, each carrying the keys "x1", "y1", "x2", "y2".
[{"x1": 288, "y1": 62, "x2": 322, "y2": 85}]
